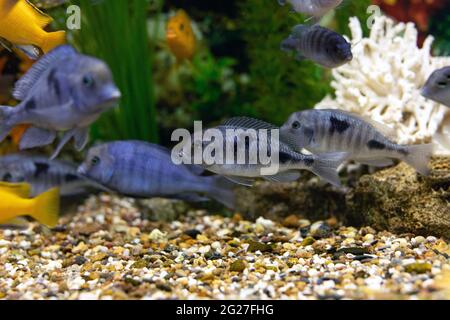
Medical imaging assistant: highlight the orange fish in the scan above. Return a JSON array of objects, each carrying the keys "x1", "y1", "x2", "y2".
[
  {"x1": 166, "y1": 10, "x2": 197, "y2": 61},
  {"x1": 0, "y1": 49, "x2": 34, "y2": 149},
  {"x1": 0, "y1": 0, "x2": 66, "y2": 56}
]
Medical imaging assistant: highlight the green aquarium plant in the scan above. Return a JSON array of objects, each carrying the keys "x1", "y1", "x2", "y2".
[
  {"x1": 429, "y1": 4, "x2": 450, "y2": 56},
  {"x1": 239, "y1": 0, "x2": 372, "y2": 125},
  {"x1": 70, "y1": 0, "x2": 161, "y2": 143}
]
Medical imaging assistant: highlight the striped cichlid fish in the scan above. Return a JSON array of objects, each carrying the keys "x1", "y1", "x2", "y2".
[
  {"x1": 281, "y1": 24, "x2": 353, "y2": 68},
  {"x1": 421, "y1": 66, "x2": 450, "y2": 108},
  {"x1": 0, "y1": 45, "x2": 121, "y2": 159},
  {"x1": 0, "y1": 153, "x2": 108, "y2": 196},
  {"x1": 77, "y1": 141, "x2": 236, "y2": 209},
  {"x1": 280, "y1": 109, "x2": 434, "y2": 175},
  {"x1": 179, "y1": 117, "x2": 348, "y2": 187}
]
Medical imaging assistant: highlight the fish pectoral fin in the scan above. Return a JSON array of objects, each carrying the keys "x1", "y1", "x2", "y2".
[
  {"x1": 0, "y1": 182, "x2": 31, "y2": 198},
  {"x1": 15, "y1": 45, "x2": 41, "y2": 60},
  {"x1": 304, "y1": 15, "x2": 323, "y2": 26},
  {"x1": 263, "y1": 170, "x2": 301, "y2": 183},
  {"x1": 50, "y1": 128, "x2": 77, "y2": 160},
  {"x1": 19, "y1": 127, "x2": 56, "y2": 150},
  {"x1": 73, "y1": 127, "x2": 89, "y2": 151},
  {"x1": 224, "y1": 176, "x2": 254, "y2": 187},
  {"x1": 356, "y1": 158, "x2": 395, "y2": 167}
]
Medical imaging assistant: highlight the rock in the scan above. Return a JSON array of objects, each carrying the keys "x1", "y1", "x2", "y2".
[
  {"x1": 301, "y1": 237, "x2": 316, "y2": 246},
  {"x1": 90, "y1": 253, "x2": 107, "y2": 262},
  {"x1": 138, "y1": 198, "x2": 190, "y2": 222},
  {"x1": 247, "y1": 240, "x2": 273, "y2": 253},
  {"x1": 404, "y1": 263, "x2": 432, "y2": 274},
  {"x1": 346, "y1": 158, "x2": 450, "y2": 239},
  {"x1": 336, "y1": 247, "x2": 370, "y2": 255},
  {"x1": 184, "y1": 229, "x2": 201, "y2": 239},
  {"x1": 282, "y1": 215, "x2": 301, "y2": 228},
  {"x1": 132, "y1": 260, "x2": 149, "y2": 269},
  {"x1": 230, "y1": 260, "x2": 246, "y2": 272},
  {"x1": 74, "y1": 256, "x2": 88, "y2": 266},
  {"x1": 310, "y1": 221, "x2": 332, "y2": 239},
  {"x1": 235, "y1": 178, "x2": 346, "y2": 222}
]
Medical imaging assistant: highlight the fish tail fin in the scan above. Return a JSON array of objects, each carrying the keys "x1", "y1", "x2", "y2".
[
  {"x1": 0, "y1": 105, "x2": 16, "y2": 143},
  {"x1": 30, "y1": 188, "x2": 60, "y2": 228},
  {"x1": 310, "y1": 152, "x2": 348, "y2": 187},
  {"x1": 206, "y1": 176, "x2": 236, "y2": 209},
  {"x1": 403, "y1": 143, "x2": 434, "y2": 176},
  {"x1": 40, "y1": 31, "x2": 66, "y2": 54}
]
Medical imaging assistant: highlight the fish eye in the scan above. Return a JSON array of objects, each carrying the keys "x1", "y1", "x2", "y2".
[
  {"x1": 91, "y1": 156, "x2": 101, "y2": 166},
  {"x1": 437, "y1": 81, "x2": 447, "y2": 88},
  {"x1": 180, "y1": 24, "x2": 185, "y2": 31},
  {"x1": 82, "y1": 74, "x2": 95, "y2": 88},
  {"x1": 292, "y1": 121, "x2": 301, "y2": 130},
  {"x1": 2, "y1": 173, "x2": 12, "y2": 181}
]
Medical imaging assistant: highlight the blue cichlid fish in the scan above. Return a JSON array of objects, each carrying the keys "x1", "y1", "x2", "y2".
[
  {"x1": 0, "y1": 153, "x2": 107, "y2": 196},
  {"x1": 281, "y1": 24, "x2": 353, "y2": 68},
  {"x1": 0, "y1": 45, "x2": 121, "y2": 159},
  {"x1": 77, "y1": 140, "x2": 236, "y2": 209},
  {"x1": 278, "y1": 0, "x2": 343, "y2": 18},
  {"x1": 280, "y1": 109, "x2": 434, "y2": 175},
  {"x1": 181, "y1": 117, "x2": 347, "y2": 188},
  {"x1": 421, "y1": 66, "x2": 450, "y2": 108}
]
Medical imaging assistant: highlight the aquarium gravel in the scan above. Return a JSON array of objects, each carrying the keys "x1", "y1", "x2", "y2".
[{"x1": 0, "y1": 194, "x2": 448, "y2": 300}]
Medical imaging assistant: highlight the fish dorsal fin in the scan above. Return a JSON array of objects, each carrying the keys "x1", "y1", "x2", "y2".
[
  {"x1": 222, "y1": 117, "x2": 279, "y2": 130},
  {"x1": 291, "y1": 24, "x2": 310, "y2": 38},
  {"x1": 24, "y1": 0, "x2": 53, "y2": 28},
  {"x1": 13, "y1": 45, "x2": 77, "y2": 100},
  {"x1": 322, "y1": 109, "x2": 398, "y2": 140},
  {"x1": 0, "y1": 182, "x2": 31, "y2": 198}
]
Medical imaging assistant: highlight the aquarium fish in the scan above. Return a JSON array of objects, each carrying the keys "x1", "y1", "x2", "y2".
[
  {"x1": 421, "y1": 66, "x2": 450, "y2": 108},
  {"x1": 281, "y1": 24, "x2": 353, "y2": 68},
  {"x1": 280, "y1": 109, "x2": 433, "y2": 175},
  {"x1": 0, "y1": 45, "x2": 122, "y2": 159},
  {"x1": 0, "y1": 181, "x2": 60, "y2": 227},
  {"x1": 278, "y1": 0, "x2": 343, "y2": 19},
  {"x1": 0, "y1": 153, "x2": 107, "y2": 196},
  {"x1": 166, "y1": 10, "x2": 197, "y2": 61},
  {"x1": 0, "y1": 0, "x2": 66, "y2": 58},
  {"x1": 180, "y1": 117, "x2": 347, "y2": 187},
  {"x1": 77, "y1": 141, "x2": 236, "y2": 209}
]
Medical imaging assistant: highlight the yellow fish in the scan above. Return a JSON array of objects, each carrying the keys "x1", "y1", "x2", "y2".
[
  {"x1": 166, "y1": 10, "x2": 197, "y2": 61},
  {"x1": 0, "y1": 0, "x2": 66, "y2": 55},
  {"x1": 0, "y1": 182, "x2": 60, "y2": 227}
]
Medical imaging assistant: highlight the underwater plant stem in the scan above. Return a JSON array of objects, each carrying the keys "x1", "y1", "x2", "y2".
[{"x1": 73, "y1": 0, "x2": 159, "y2": 143}]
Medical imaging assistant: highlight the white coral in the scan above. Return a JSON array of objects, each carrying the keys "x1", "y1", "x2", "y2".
[{"x1": 315, "y1": 15, "x2": 450, "y2": 155}]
